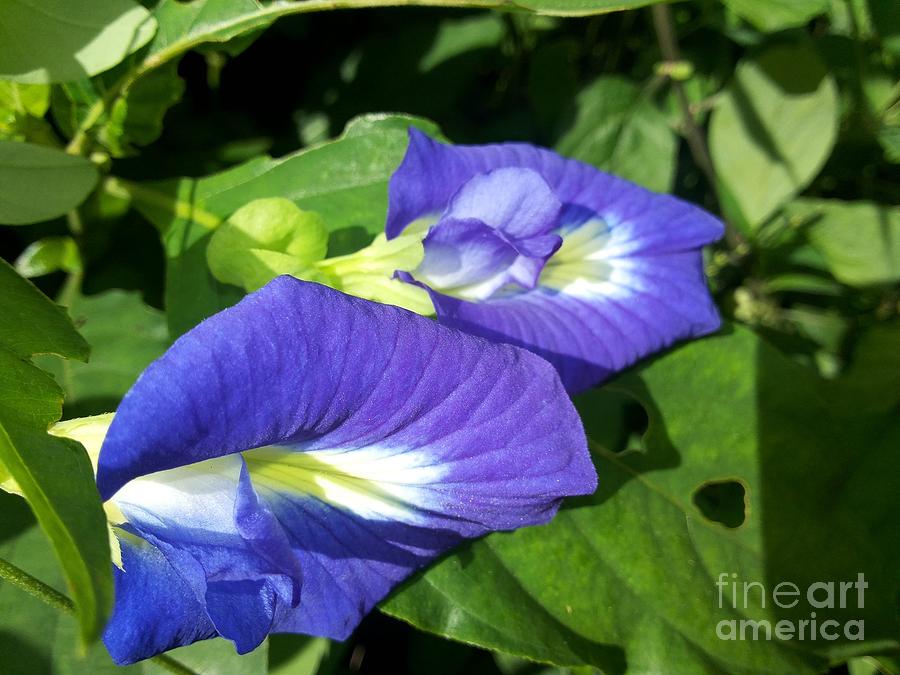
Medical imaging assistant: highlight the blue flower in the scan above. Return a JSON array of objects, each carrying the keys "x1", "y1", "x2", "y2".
[
  {"x1": 389, "y1": 129, "x2": 725, "y2": 393},
  {"x1": 78, "y1": 277, "x2": 595, "y2": 663}
]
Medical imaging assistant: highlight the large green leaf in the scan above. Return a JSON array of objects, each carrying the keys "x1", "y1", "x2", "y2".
[
  {"x1": 0, "y1": 141, "x2": 98, "y2": 225},
  {"x1": 141, "y1": 0, "x2": 667, "y2": 75},
  {"x1": 0, "y1": 260, "x2": 112, "y2": 645},
  {"x1": 0, "y1": 0, "x2": 156, "y2": 84},
  {"x1": 720, "y1": 0, "x2": 829, "y2": 31},
  {"x1": 125, "y1": 113, "x2": 440, "y2": 336},
  {"x1": 383, "y1": 325, "x2": 900, "y2": 673},
  {"x1": 709, "y1": 40, "x2": 839, "y2": 229},
  {"x1": 787, "y1": 198, "x2": 900, "y2": 287},
  {"x1": 34, "y1": 290, "x2": 168, "y2": 417},
  {"x1": 556, "y1": 76, "x2": 677, "y2": 193}
]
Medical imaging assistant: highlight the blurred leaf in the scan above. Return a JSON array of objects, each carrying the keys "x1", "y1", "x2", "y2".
[
  {"x1": 720, "y1": 0, "x2": 829, "y2": 31},
  {"x1": 0, "y1": 260, "x2": 112, "y2": 645},
  {"x1": 0, "y1": 0, "x2": 156, "y2": 84},
  {"x1": 384, "y1": 324, "x2": 900, "y2": 672},
  {"x1": 0, "y1": 82, "x2": 49, "y2": 141},
  {"x1": 556, "y1": 76, "x2": 676, "y2": 193},
  {"x1": 53, "y1": 60, "x2": 185, "y2": 157},
  {"x1": 787, "y1": 198, "x2": 900, "y2": 286},
  {"x1": 709, "y1": 40, "x2": 839, "y2": 229},
  {"x1": 158, "y1": 638, "x2": 267, "y2": 675},
  {"x1": 869, "y1": 0, "x2": 900, "y2": 57},
  {"x1": 268, "y1": 635, "x2": 337, "y2": 675},
  {"x1": 126, "y1": 113, "x2": 440, "y2": 336},
  {"x1": 34, "y1": 290, "x2": 167, "y2": 417},
  {"x1": 14, "y1": 237, "x2": 82, "y2": 278},
  {"x1": 418, "y1": 14, "x2": 505, "y2": 72},
  {"x1": 761, "y1": 272, "x2": 843, "y2": 296},
  {"x1": 0, "y1": 141, "x2": 98, "y2": 225},
  {"x1": 207, "y1": 197, "x2": 329, "y2": 292},
  {"x1": 507, "y1": 0, "x2": 666, "y2": 14},
  {"x1": 878, "y1": 124, "x2": 900, "y2": 163}
]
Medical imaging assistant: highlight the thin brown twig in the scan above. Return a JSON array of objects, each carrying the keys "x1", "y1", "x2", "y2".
[{"x1": 650, "y1": 3, "x2": 745, "y2": 250}]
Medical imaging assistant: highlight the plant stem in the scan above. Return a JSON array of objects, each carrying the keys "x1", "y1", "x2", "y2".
[
  {"x1": 650, "y1": 3, "x2": 745, "y2": 250},
  {"x1": 0, "y1": 556, "x2": 74, "y2": 613},
  {"x1": 0, "y1": 556, "x2": 200, "y2": 674}
]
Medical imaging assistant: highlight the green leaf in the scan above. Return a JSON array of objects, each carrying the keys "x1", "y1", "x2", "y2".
[
  {"x1": 709, "y1": 40, "x2": 839, "y2": 229},
  {"x1": 418, "y1": 14, "x2": 506, "y2": 72},
  {"x1": 720, "y1": 0, "x2": 829, "y2": 31},
  {"x1": 0, "y1": 261, "x2": 89, "y2": 360},
  {"x1": 269, "y1": 635, "x2": 340, "y2": 675},
  {"x1": 14, "y1": 237, "x2": 81, "y2": 278},
  {"x1": 507, "y1": 0, "x2": 666, "y2": 15},
  {"x1": 787, "y1": 198, "x2": 900, "y2": 287},
  {"x1": 383, "y1": 324, "x2": 900, "y2": 672},
  {"x1": 878, "y1": 123, "x2": 900, "y2": 164},
  {"x1": 556, "y1": 76, "x2": 677, "y2": 193},
  {"x1": 0, "y1": 82, "x2": 50, "y2": 141},
  {"x1": 207, "y1": 198, "x2": 329, "y2": 292},
  {"x1": 0, "y1": 141, "x2": 98, "y2": 225},
  {"x1": 0, "y1": 260, "x2": 111, "y2": 645},
  {"x1": 0, "y1": 0, "x2": 156, "y2": 84},
  {"x1": 52, "y1": 60, "x2": 185, "y2": 158},
  {"x1": 34, "y1": 290, "x2": 168, "y2": 418},
  {"x1": 125, "y1": 113, "x2": 440, "y2": 336}
]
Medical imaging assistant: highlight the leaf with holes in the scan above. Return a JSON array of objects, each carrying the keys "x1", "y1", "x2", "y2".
[{"x1": 383, "y1": 324, "x2": 900, "y2": 672}]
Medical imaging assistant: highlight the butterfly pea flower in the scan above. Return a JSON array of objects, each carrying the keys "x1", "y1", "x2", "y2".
[
  {"x1": 388, "y1": 129, "x2": 725, "y2": 393},
  {"x1": 62, "y1": 276, "x2": 595, "y2": 664}
]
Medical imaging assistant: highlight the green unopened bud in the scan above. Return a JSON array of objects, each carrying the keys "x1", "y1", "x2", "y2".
[
  {"x1": 207, "y1": 197, "x2": 329, "y2": 292},
  {"x1": 654, "y1": 59, "x2": 694, "y2": 81}
]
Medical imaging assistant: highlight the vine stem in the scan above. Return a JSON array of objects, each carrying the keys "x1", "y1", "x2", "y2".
[
  {"x1": 0, "y1": 556, "x2": 199, "y2": 675},
  {"x1": 0, "y1": 556, "x2": 73, "y2": 613},
  {"x1": 650, "y1": 3, "x2": 745, "y2": 251}
]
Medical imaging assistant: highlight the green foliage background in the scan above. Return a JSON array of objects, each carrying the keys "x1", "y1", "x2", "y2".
[{"x1": 0, "y1": 1, "x2": 897, "y2": 674}]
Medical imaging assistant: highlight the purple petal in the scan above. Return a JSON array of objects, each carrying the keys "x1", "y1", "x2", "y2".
[
  {"x1": 388, "y1": 129, "x2": 724, "y2": 392},
  {"x1": 443, "y1": 167, "x2": 561, "y2": 238},
  {"x1": 407, "y1": 247, "x2": 720, "y2": 393},
  {"x1": 111, "y1": 455, "x2": 302, "y2": 656},
  {"x1": 103, "y1": 537, "x2": 217, "y2": 665},
  {"x1": 98, "y1": 277, "x2": 595, "y2": 655},
  {"x1": 386, "y1": 128, "x2": 723, "y2": 251}
]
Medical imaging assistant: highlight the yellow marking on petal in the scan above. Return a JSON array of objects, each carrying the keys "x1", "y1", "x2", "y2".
[
  {"x1": 539, "y1": 220, "x2": 615, "y2": 295},
  {"x1": 244, "y1": 447, "x2": 442, "y2": 523}
]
